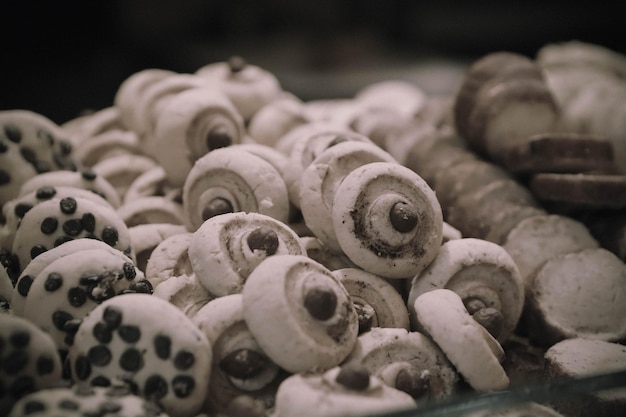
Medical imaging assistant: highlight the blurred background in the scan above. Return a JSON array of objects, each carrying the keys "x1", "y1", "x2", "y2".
[{"x1": 1, "y1": 0, "x2": 623, "y2": 125}]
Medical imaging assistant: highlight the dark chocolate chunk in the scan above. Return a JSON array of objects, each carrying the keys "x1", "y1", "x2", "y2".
[
  {"x1": 36, "y1": 355, "x2": 55, "y2": 375},
  {"x1": 0, "y1": 140, "x2": 7, "y2": 153},
  {"x1": 172, "y1": 375, "x2": 195, "y2": 398},
  {"x1": 22, "y1": 399, "x2": 46, "y2": 415},
  {"x1": 93, "y1": 322, "x2": 113, "y2": 344},
  {"x1": 173, "y1": 350, "x2": 195, "y2": 371},
  {"x1": 10, "y1": 330, "x2": 30, "y2": 348},
  {"x1": 40, "y1": 216, "x2": 59, "y2": 234},
  {"x1": 0, "y1": 170, "x2": 10, "y2": 185},
  {"x1": 68, "y1": 287, "x2": 87, "y2": 307},
  {"x1": 59, "y1": 197, "x2": 78, "y2": 214},
  {"x1": 44, "y1": 272, "x2": 63, "y2": 292},
  {"x1": 9, "y1": 375, "x2": 36, "y2": 399},
  {"x1": 102, "y1": 306, "x2": 123, "y2": 328},
  {"x1": 35, "y1": 186, "x2": 56, "y2": 199},
  {"x1": 118, "y1": 325, "x2": 141, "y2": 344},
  {"x1": 247, "y1": 227, "x2": 279, "y2": 255},
  {"x1": 30, "y1": 245, "x2": 47, "y2": 259},
  {"x1": 91, "y1": 375, "x2": 111, "y2": 387},
  {"x1": 54, "y1": 235, "x2": 74, "y2": 247},
  {"x1": 303, "y1": 287, "x2": 337, "y2": 321},
  {"x1": 52, "y1": 310, "x2": 74, "y2": 331},
  {"x1": 128, "y1": 279, "x2": 152, "y2": 294},
  {"x1": 122, "y1": 262, "x2": 136, "y2": 280},
  {"x1": 62, "y1": 218, "x2": 83, "y2": 236},
  {"x1": 14, "y1": 203, "x2": 33, "y2": 218},
  {"x1": 4, "y1": 123, "x2": 21, "y2": 143},
  {"x1": 88, "y1": 345, "x2": 112, "y2": 366},
  {"x1": 17, "y1": 275, "x2": 34, "y2": 297},
  {"x1": 101, "y1": 226, "x2": 119, "y2": 247},
  {"x1": 154, "y1": 335, "x2": 171, "y2": 359},
  {"x1": 74, "y1": 354, "x2": 92, "y2": 380},
  {"x1": 58, "y1": 399, "x2": 80, "y2": 410},
  {"x1": 3, "y1": 350, "x2": 28, "y2": 374},
  {"x1": 81, "y1": 169, "x2": 97, "y2": 181},
  {"x1": 81, "y1": 212, "x2": 96, "y2": 233},
  {"x1": 144, "y1": 375, "x2": 169, "y2": 400},
  {"x1": 34, "y1": 160, "x2": 51, "y2": 174},
  {"x1": 20, "y1": 147, "x2": 38, "y2": 165},
  {"x1": 119, "y1": 348, "x2": 143, "y2": 372}
]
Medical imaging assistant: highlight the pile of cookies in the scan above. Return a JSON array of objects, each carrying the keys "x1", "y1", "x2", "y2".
[{"x1": 1, "y1": 41, "x2": 625, "y2": 417}]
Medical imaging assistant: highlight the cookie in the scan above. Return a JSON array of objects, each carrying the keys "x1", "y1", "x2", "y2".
[
  {"x1": 144, "y1": 232, "x2": 194, "y2": 289},
  {"x1": 332, "y1": 162, "x2": 443, "y2": 279},
  {"x1": 149, "y1": 86, "x2": 245, "y2": 187},
  {"x1": 544, "y1": 338, "x2": 626, "y2": 417},
  {"x1": 333, "y1": 267, "x2": 410, "y2": 332},
  {"x1": 502, "y1": 214, "x2": 599, "y2": 286},
  {"x1": 247, "y1": 93, "x2": 311, "y2": 147},
  {"x1": 21, "y1": 247, "x2": 146, "y2": 355},
  {"x1": 123, "y1": 166, "x2": 181, "y2": 204},
  {"x1": 413, "y1": 289, "x2": 509, "y2": 391},
  {"x1": 0, "y1": 263, "x2": 12, "y2": 312},
  {"x1": 241, "y1": 254, "x2": 358, "y2": 373},
  {"x1": 91, "y1": 153, "x2": 159, "y2": 202},
  {"x1": 8, "y1": 383, "x2": 169, "y2": 417},
  {"x1": 300, "y1": 236, "x2": 357, "y2": 271},
  {"x1": 152, "y1": 273, "x2": 215, "y2": 319},
  {"x1": 299, "y1": 140, "x2": 397, "y2": 253},
  {"x1": 73, "y1": 129, "x2": 141, "y2": 167},
  {"x1": 62, "y1": 106, "x2": 123, "y2": 144},
  {"x1": 128, "y1": 223, "x2": 187, "y2": 273},
  {"x1": 524, "y1": 248, "x2": 626, "y2": 347},
  {"x1": 68, "y1": 293, "x2": 211, "y2": 417},
  {"x1": 272, "y1": 363, "x2": 416, "y2": 417},
  {"x1": 408, "y1": 238, "x2": 524, "y2": 343},
  {"x1": 349, "y1": 106, "x2": 412, "y2": 149},
  {"x1": 355, "y1": 79, "x2": 427, "y2": 119},
  {"x1": 0, "y1": 313, "x2": 64, "y2": 415},
  {"x1": 10, "y1": 195, "x2": 133, "y2": 275},
  {"x1": 192, "y1": 294, "x2": 284, "y2": 413},
  {"x1": 118, "y1": 197, "x2": 186, "y2": 228},
  {"x1": 188, "y1": 212, "x2": 306, "y2": 296},
  {"x1": 344, "y1": 327, "x2": 459, "y2": 404},
  {"x1": 182, "y1": 146, "x2": 290, "y2": 231}
]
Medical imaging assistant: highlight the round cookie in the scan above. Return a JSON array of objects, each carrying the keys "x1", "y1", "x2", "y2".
[
  {"x1": 344, "y1": 327, "x2": 459, "y2": 404},
  {"x1": 242, "y1": 254, "x2": 359, "y2": 373},
  {"x1": 189, "y1": 212, "x2": 306, "y2": 296},
  {"x1": 408, "y1": 238, "x2": 524, "y2": 343},
  {"x1": 149, "y1": 86, "x2": 245, "y2": 187},
  {"x1": 91, "y1": 153, "x2": 159, "y2": 202},
  {"x1": 413, "y1": 289, "x2": 509, "y2": 391},
  {"x1": 123, "y1": 166, "x2": 181, "y2": 204},
  {"x1": 152, "y1": 273, "x2": 215, "y2": 319},
  {"x1": 333, "y1": 267, "x2": 410, "y2": 332},
  {"x1": 11, "y1": 195, "x2": 133, "y2": 274},
  {"x1": 332, "y1": 162, "x2": 443, "y2": 279},
  {"x1": 272, "y1": 364, "x2": 416, "y2": 417},
  {"x1": 68, "y1": 293, "x2": 211, "y2": 417},
  {"x1": 192, "y1": 294, "x2": 285, "y2": 413},
  {"x1": 8, "y1": 383, "x2": 169, "y2": 417},
  {"x1": 182, "y1": 146, "x2": 290, "y2": 231},
  {"x1": 128, "y1": 223, "x2": 187, "y2": 273},
  {"x1": 63, "y1": 106, "x2": 124, "y2": 145},
  {"x1": 118, "y1": 196, "x2": 186, "y2": 228},
  {"x1": 247, "y1": 94, "x2": 310, "y2": 147},
  {"x1": 73, "y1": 129, "x2": 141, "y2": 167},
  {"x1": 22, "y1": 248, "x2": 146, "y2": 355},
  {"x1": 0, "y1": 314, "x2": 64, "y2": 415},
  {"x1": 524, "y1": 247, "x2": 626, "y2": 347},
  {"x1": 144, "y1": 232, "x2": 194, "y2": 289},
  {"x1": 298, "y1": 140, "x2": 397, "y2": 253}
]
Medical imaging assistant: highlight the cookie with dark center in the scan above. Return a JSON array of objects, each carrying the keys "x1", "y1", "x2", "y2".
[
  {"x1": 69, "y1": 293, "x2": 211, "y2": 417},
  {"x1": 0, "y1": 314, "x2": 63, "y2": 416}
]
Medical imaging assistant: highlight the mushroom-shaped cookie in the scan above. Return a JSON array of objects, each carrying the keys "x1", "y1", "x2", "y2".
[
  {"x1": 408, "y1": 238, "x2": 524, "y2": 343},
  {"x1": 182, "y1": 146, "x2": 290, "y2": 231},
  {"x1": 144, "y1": 232, "x2": 194, "y2": 289},
  {"x1": 0, "y1": 314, "x2": 64, "y2": 416},
  {"x1": 344, "y1": 327, "x2": 459, "y2": 404},
  {"x1": 68, "y1": 293, "x2": 211, "y2": 417},
  {"x1": 8, "y1": 383, "x2": 169, "y2": 417},
  {"x1": 299, "y1": 140, "x2": 398, "y2": 253},
  {"x1": 524, "y1": 248, "x2": 626, "y2": 347},
  {"x1": 123, "y1": 166, "x2": 181, "y2": 204},
  {"x1": 189, "y1": 212, "x2": 306, "y2": 296},
  {"x1": 192, "y1": 294, "x2": 285, "y2": 413},
  {"x1": 152, "y1": 273, "x2": 215, "y2": 319},
  {"x1": 21, "y1": 247, "x2": 146, "y2": 356},
  {"x1": 91, "y1": 153, "x2": 159, "y2": 202},
  {"x1": 332, "y1": 162, "x2": 443, "y2": 279},
  {"x1": 0, "y1": 110, "x2": 77, "y2": 206},
  {"x1": 247, "y1": 94, "x2": 311, "y2": 147},
  {"x1": 333, "y1": 268, "x2": 410, "y2": 333},
  {"x1": 272, "y1": 363, "x2": 416, "y2": 417},
  {"x1": 118, "y1": 197, "x2": 186, "y2": 228},
  {"x1": 73, "y1": 129, "x2": 141, "y2": 167},
  {"x1": 242, "y1": 255, "x2": 359, "y2": 373},
  {"x1": 149, "y1": 86, "x2": 245, "y2": 187},
  {"x1": 413, "y1": 289, "x2": 509, "y2": 391}
]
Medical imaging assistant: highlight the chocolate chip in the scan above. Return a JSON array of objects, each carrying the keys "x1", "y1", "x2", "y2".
[
  {"x1": 102, "y1": 306, "x2": 123, "y2": 328},
  {"x1": 118, "y1": 325, "x2": 141, "y2": 344},
  {"x1": 74, "y1": 354, "x2": 92, "y2": 380},
  {"x1": 154, "y1": 335, "x2": 171, "y2": 359},
  {"x1": 10, "y1": 330, "x2": 30, "y2": 348},
  {"x1": 472, "y1": 307, "x2": 505, "y2": 339},
  {"x1": 172, "y1": 375, "x2": 195, "y2": 398},
  {"x1": 35, "y1": 186, "x2": 57, "y2": 199},
  {"x1": 106, "y1": 384, "x2": 132, "y2": 397},
  {"x1": 63, "y1": 318, "x2": 82, "y2": 334},
  {"x1": 62, "y1": 218, "x2": 83, "y2": 236},
  {"x1": 88, "y1": 345, "x2": 112, "y2": 366},
  {"x1": 59, "y1": 197, "x2": 77, "y2": 214},
  {"x1": 335, "y1": 363, "x2": 370, "y2": 391},
  {"x1": 174, "y1": 350, "x2": 195, "y2": 371},
  {"x1": 101, "y1": 226, "x2": 119, "y2": 246},
  {"x1": 389, "y1": 201, "x2": 418, "y2": 233},
  {"x1": 91, "y1": 375, "x2": 111, "y2": 387},
  {"x1": 395, "y1": 367, "x2": 431, "y2": 399},
  {"x1": 40, "y1": 216, "x2": 59, "y2": 234},
  {"x1": 30, "y1": 245, "x2": 47, "y2": 259},
  {"x1": 36, "y1": 129, "x2": 55, "y2": 145},
  {"x1": 22, "y1": 399, "x2": 46, "y2": 414},
  {"x1": 20, "y1": 146, "x2": 38, "y2": 165},
  {"x1": 58, "y1": 140, "x2": 72, "y2": 155},
  {"x1": 122, "y1": 262, "x2": 136, "y2": 280},
  {"x1": 144, "y1": 375, "x2": 169, "y2": 400},
  {"x1": 219, "y1": 349, "x2": 267, "y2": 379},
  {"x1": 247, "y1": 227, "x2": 279, "y2": 255},
  {"x1": 206, "y1": 125, "x2": 233, "y2": 151},
  {"x1": 58, "y1": 399, "x2": 80, "y2": 410},
  {"x1": 54, "y1": 235, "x2": 74, "y2": 247},
  {"x1": 201, "y1": 197, "x2": 234, "y2": 221},
  {"x1": 81, "y1": 212, "x2": 96, "y2": 233},
  {"x1": 128, "y1": 279, "x2": 152, "y2": 294},
  {"x1": 68, "y1": 287, "x2": 87, "y2": 307},
  {"x1": 0, "y1": 169, "x2": 10, "y2": 185},
  {"x1": 4, "y1": 123, "x2": 21, "y2": 143},
  {"x1": 93, "y1": 322, "x2": 113, "y2": 344},
  {"x1": 0, "y1": 140, "x2": 7, "y2": 153},
  {"x1": 119, "y1": 348, "x2": 143, "y2": 372},
  {"x1": 14, "y1": 203, "x2": 33, "y2": 218},
  {"x1": 17, "y1": 275, "x2": 34, "y2": 297},
  {"x1": 34, "y1": 160, "x2": 51, "y2": 174},
  {"x1": 36, "y1": 355, "x2": 55, "y2": 376},
  {"x1": 3, "y1": 350, "x2": 28, "y2": 374},
  {"x1": 74, "y1": 382, "x2": 95, "y2": 396},
  {"x1": 303, "y1": 287, "x2": 337, "y2": 321},
  {"x1": 52, "y1": 310, "x2": 74, "y2": 331},
  {"x1": 81, "y1": 169, "x2": 97, "y2": 180},
  {"x1": 44, "y1": 272, "x2": 63, "y2": 291}
]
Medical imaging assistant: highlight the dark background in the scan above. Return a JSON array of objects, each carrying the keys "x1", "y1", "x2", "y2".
[{"x1": 1, "y1": 1, "x2": 623, "y2": 125}]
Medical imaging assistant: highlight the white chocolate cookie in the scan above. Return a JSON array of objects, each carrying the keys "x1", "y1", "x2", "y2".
[
  {"x1": 242, "y1": 255, "x2": 358, "y2": 373},
  {"x1": 332, "y1": 162, "x2": 443, "y2": 279},
  {"x1": 408, "y1": 238, "x2": 524, "y2": 343},
  {"x1": 413, "y1": 289, "x2": 509, "y2": 391},
  {"x1": 68, "y1": 293, "x2": 211, "y2": 417},
  {"x1": 189, "y1": 212, "x2": 305, "y2": 296}
]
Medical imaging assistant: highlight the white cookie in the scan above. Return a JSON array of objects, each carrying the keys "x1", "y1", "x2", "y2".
[
  {"x1": 118, "y1": 196, "x2": 186, "y2": 228},
  {"x1": 247, "y1": 94, "x2": 310, "y2": 147},
  {"x1": 144, "y1": 232, "x2": 194, "y2": 289},
  {"x1": 73, "y1": 129, "x2": 141, "y2": 167},
  {"x1": 123, "y1": 166, "x2": 181, "y2": 204},
  {"x1": 152, "y1": 273, "x2": 215, "y2": 318},
  {"x1": 128, "y1": 223, "x2": 187, "y2": 273},
  {"x1": 91, "y1": 153, "x2": 159, "y2": 202}
]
